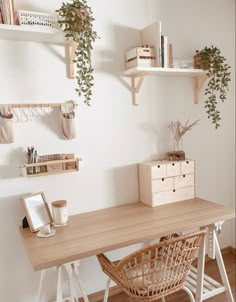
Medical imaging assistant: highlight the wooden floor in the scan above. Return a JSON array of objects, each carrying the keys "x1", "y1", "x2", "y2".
[{"x1": 97, "y1": 251, "x2": 235, "y2": 302}]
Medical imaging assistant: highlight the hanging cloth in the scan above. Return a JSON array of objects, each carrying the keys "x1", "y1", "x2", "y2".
[
  {"x1": 0, "y1": 105, "x2": 14, "y2": 144},
  {"x1": 60, "y1": 101, "x2": 77, "y2": 140}
]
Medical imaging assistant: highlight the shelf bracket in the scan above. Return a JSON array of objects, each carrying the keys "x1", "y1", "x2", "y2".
[
  {"x1": 131, "y1": 75, "x2": 145, "y2": 105},
  {"x1": 67, "y1": 40, "x2": 78, "y2": 79},
  {"x1": 193, "y1": 75, "x2": 207, "y2": 104}
]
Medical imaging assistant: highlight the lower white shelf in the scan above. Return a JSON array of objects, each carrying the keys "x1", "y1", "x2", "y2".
[{"x1": 186, "y1": 266, "x2": 225, "y2": 300}]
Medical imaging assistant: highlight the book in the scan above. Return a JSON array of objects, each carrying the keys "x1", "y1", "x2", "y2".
[
  {"x1": 141, "y1": 21, "x2": 162, "y2": 67},
  {"x1": 161, "y1": 35, "x2": 168, "y2": 68},
  {"x1": 9, "y1": 0, "x2": 14, "y2": 24},
  {"x1": 0, "y1": 0, "x2": 14, "y2": 24},
  {"x1": 167, "y1": 43, "x2": 173, "y2": 68},
  {"x1": 0, "y1": 8, "x2": 3, "y2": 24}
]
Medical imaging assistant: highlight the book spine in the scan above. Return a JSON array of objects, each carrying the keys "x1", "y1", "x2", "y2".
[
  {"x1": 161, "y1": 35, "x2": 168, "y2": 68},
  {"x1": 167, "y1": 43, "x2": 173, "y2": 68},
  {"x1": 0, "y1": 8, "x2": 3, "y2": 24}
]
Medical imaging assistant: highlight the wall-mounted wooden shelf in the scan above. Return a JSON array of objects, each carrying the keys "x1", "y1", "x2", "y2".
[
  {"x1": 20, "y1": 158, "x2": 81, "y2": 178},
  {"x1": 0, "y1": 24, "x2": 66, "y2": 44},
  {"x1": 123, "y1": 66, "x2": 207, "y2": 105},
  {"x1": 0, "y1": 24, "x2": 76, "y2": 78}
]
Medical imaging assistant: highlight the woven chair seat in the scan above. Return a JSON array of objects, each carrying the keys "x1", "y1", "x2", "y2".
[{"x1": 97, "y1": 230, "x2": 206, "y2": 302}]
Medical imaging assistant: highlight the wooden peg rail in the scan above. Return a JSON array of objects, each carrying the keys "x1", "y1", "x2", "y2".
[{"x1": 1, "y1": 102, "x2": 78, "y2": 109}]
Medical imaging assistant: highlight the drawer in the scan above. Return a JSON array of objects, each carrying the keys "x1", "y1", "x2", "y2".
[
  {"x1": 174, "y1": 174, "x2": 194, "y2": 189},
  {"x1": 166, "y1": 162, "x2": 181, "y2": 177},
  {"x1": 152, "y1": 177, "x2": 173, "y2": 193},
  {"x1": 151, "y1": 164, "x2": 166, "y2": 179},
  {"x1": 152, "y1": 186, "x2": 195, "y2": 206},
  {"x1": 181, "y1": 160, "x2": 194, "y2": 174}
]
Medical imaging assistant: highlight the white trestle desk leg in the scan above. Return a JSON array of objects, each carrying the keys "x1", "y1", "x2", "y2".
[
  {"x1": 195, "y1": 229, "x2": 206, "y2": 302},
  {"x1": 64, "y1": 264, "x2": 78, "y2": 302},
  {"x1": 56, "y1": 266, "x2": 63, "y2": 302},
  {"x1": 72, "y1": 262, "x2": 90, "y2": 302},
  {"x1": 208, "y1": 222, "x2": 235, "y2": 302},
  {"x1": 103, "y1": 278, "x2": 111, "y2": 302},
  {"x1": 37, "y1": 269, "x2": 46, "y2": 302}
]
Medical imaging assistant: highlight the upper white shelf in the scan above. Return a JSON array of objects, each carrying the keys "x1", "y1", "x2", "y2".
[
  {"x1": 124, "y1": 66, "x2": 206, "y2": 77},
  {"x1": 123, "y1": 66, "x2": 207, "y2": 105},
  {"x1": 0, "y1": 24, "x2": 67, "y2": 45}
]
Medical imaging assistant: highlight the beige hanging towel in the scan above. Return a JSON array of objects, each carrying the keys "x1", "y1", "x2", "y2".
[
  {"x1": 0, "y1": 105, "x2": 14, "y2": 144},
  {"x1": 60, "y1": 101, "x2": 77, "y2": 140}
]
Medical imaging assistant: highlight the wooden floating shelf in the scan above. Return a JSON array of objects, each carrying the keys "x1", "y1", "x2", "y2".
[
  {"x1": 0, "y1": 24, "x2": 78, "y2": 79},
  {"x1": 0, "y1": 24, "x2": 67, "y2": 45},
  {"x1": 20, "y1": 158, "x2": 81, "y2": 178},
  {"x1": 123, "y1": 66, "x2": 207, "y2": 105},
  {"x1": 124, "y1": 66, "x2": 206, "y2": 77}
]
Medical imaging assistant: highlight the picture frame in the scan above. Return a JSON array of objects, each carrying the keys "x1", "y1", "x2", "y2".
[{"x1": 21, "y1": 192, "x2": 53, "y2": 232}]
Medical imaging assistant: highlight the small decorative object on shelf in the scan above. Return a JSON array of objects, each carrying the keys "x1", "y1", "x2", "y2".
[
  {"x1": 125, "y1": 46, "x2": 156, "y2": 70},
  {"x1": 20, "y1": 149, "x2": 81, "y2": 177},
  {"x1": 194, "y1": 46, "x2": 231, "y2": 129},
  {"x1": 56, "y1": 0, "x2": 99, "y2": 106},
  {"x1": 167, "y1": 120, "x2": 199, "y2": 161},
  {"x1": 17, "y1": 10, "x2": 57, "y2": 28}
]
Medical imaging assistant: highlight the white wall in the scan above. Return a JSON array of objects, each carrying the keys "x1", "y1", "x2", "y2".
[{"x1": 0, "y1": 0, "x2": 235, "y2": 301}]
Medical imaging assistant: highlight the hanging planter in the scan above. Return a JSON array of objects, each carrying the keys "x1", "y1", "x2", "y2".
[
  {"x1": 56, "y1": 0, "x2": 99, "y2": 106},
  {"x1": 194, "y1": 46, "x2": 231, "y2": 129}
]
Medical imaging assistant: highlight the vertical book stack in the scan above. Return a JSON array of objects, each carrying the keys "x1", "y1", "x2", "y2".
[
  {"x1": 141, "y1": 21, "x2": 172, "y2": 68},
  {"x1": 0, "y1": 0, "x2": 15, "y2": 25}
]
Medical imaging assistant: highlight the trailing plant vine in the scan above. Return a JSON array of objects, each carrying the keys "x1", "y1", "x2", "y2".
[
  {"x1": 195, "y1": 46, "x2": 231, "y2": 129},
  {"x1": 56, "y1": 0, "x2": 99, "y2": 106}
]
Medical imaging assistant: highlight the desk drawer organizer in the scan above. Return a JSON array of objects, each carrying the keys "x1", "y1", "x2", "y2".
[{"x1": 138, "y1": 160, "x2": 195, "y2": 206}]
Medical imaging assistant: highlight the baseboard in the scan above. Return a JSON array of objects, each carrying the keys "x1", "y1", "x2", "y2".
[
  {"x1": 79, "y1": 246, "x2": 235, "y2": 302},
  {"x1": 79, "y1": 285, "x2": 122, "y2": 302}
]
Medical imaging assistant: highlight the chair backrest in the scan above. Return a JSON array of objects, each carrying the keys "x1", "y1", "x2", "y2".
[{"x1": 114, "y1": 230, "x2": 206, "y2": 300}]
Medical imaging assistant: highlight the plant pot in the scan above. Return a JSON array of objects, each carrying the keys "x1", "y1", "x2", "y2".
[{"x1": 167, "y1": 151, "x2": 185, "y2": 161}]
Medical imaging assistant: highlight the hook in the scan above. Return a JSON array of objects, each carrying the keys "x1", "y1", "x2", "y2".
[{"x1": 20, "y1": 105, "x2": 28, "y2": 123}]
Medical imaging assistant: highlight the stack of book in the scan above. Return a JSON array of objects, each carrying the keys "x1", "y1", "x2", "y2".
[
  {"x1": 0, "y1": 0, "x2": 15, "y2": 25},
  {"x1": 141, "y1": 21, "x2": 173, "y2": 68}
]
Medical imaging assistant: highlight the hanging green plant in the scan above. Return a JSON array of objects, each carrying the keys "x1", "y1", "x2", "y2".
[
  {"x1": 56, "y1": 0, "x2": 99, "y2": 106},
  {"x1": 194, "y1": 46, "x2": 231, "y2": 129}
]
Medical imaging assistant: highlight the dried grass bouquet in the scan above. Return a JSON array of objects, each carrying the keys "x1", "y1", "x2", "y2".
[{"x1": 168, "y1": 120, "x2": 199, "y2": 152}]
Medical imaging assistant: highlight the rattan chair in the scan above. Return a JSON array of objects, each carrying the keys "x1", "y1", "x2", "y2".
[{"x1": 97, "y1": 230, "x2": 206, "y2": 302}]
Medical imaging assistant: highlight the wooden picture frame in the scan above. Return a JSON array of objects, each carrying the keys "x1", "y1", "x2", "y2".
[{"x1": 21, "y1": 192, "x2": 53, "y2": 232}]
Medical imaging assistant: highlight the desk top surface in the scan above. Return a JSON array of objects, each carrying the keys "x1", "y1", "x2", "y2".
[{"x1": 19, "y1": 198, "x2": 235, "y2": 271}]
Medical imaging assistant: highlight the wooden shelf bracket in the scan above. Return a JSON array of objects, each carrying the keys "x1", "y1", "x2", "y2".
[
  {"x1": 131, "y1": 74, "x2": 145, "y2": 105},
  {"x1": 193, "y1": 75, "x2": 207, "y2": 104},
  {"x1": 67, "y1": 40, "x2": 78, "y2": 79}
]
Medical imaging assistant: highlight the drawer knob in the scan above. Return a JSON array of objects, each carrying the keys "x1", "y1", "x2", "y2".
[
  {"x1": 172, "y1": 163, "x2": 175, "y2": 166},
  {"x1": 157, "y1": 165, "x2": 160, "y2": 168},
  {"x1": 162, "y1": 178, "x2": 164, "y2": 181},
  {"x1": 173, "y1": 189, "x2": 176, "y2": 192},
  {"x1": 186, "y1": 161, "x2": 189, "y2": 164},
  {"x1": 183, "y1": 175, "x2": 186, "y2": 178}
]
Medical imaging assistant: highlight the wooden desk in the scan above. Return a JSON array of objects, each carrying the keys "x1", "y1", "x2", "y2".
[{"x1": 19, "y1": 197, "x2": 235, "y2": 272}]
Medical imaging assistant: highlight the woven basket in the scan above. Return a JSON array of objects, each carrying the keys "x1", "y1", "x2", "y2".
[{"x1": 17, "y1": 10, "x2": 57, "y2": 28}]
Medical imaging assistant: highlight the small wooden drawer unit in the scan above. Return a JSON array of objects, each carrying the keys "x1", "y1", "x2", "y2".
[{"x1": 139, "y1": 160, "x2": 195, "y2": 207}]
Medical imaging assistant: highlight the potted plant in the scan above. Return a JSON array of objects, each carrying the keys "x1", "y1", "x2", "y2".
[
  {"x1": 167, "y1": 119, "x2": 199, "y2": 161},
  {"x1": 56, "y1": 0, "x2": 99, "y2": 106},
  {"x1": 194, "y1": 46, "x2": 231, "y2": 129}
]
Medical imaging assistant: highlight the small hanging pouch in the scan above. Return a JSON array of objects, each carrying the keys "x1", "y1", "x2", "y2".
[
  {"x1": 60, "y1": 101, "x2": 77, "y2": 140},
  {"x1": 0, "y1": 105, "x2": 14, "y2": 144}
]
